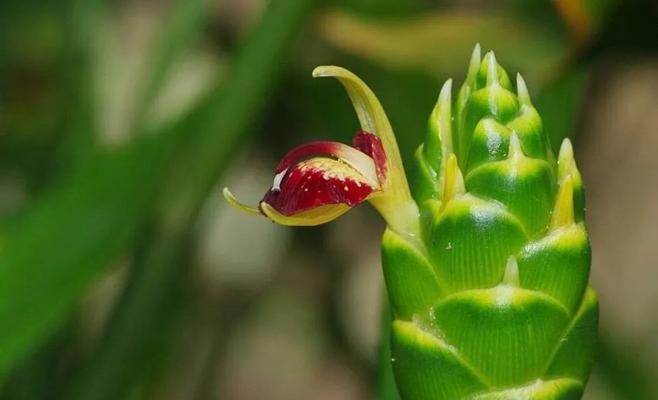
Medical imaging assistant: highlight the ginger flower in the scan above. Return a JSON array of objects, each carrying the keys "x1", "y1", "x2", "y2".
[{"x1": 224, "y1": 66, "x2": 419, "y2": 237}]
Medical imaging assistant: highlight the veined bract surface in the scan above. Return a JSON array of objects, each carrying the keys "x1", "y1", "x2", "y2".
[{"x1": 225, "y1": 45, "x2": 597, "y2": 400}]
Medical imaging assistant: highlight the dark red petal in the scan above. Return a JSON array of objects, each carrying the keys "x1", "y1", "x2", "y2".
[
  {"x1": 352, "y1": 131, "x2": 387, "y2": 182},
  {"x1": 262, "y1": 157, "x2": 377, "y2": 216},
  {"x1": 274, "y1": 141, "x2": 346, "y2": 173}
]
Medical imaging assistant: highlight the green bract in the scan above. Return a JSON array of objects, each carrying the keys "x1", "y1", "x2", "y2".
[{"x1": 385, "y1": 46, "x2": 597, "y2": 399}]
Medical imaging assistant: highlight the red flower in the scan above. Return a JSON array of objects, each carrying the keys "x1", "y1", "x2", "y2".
[{"x1": 224, "y1": 66, "x2": 419, "y2": 236}]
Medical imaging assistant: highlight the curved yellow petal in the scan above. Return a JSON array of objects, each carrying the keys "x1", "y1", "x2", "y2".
[
  {"x1": 312, "y1": 66, "x2": 419, "y2": 237},
  {"x1": 260, "y1": 202, "x2": 352, "y2": 226},
  {"x1": 222, "y1": 187, "x2": 261, "y2": 216}
]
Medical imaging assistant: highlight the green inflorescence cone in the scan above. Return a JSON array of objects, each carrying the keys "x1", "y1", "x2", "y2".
[{"x1": 384, "y1": 46, "x2": 597, "y2": 400}]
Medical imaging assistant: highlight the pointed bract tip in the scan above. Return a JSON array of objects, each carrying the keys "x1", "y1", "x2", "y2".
[
  {"x1": 471, "y1": 43, "x2": 482, "y2": 63},
  {"x1": 223, "y1": 188, "x2": 261, "y2": 216},
  {"x1": 558, "y1": 138, "x2": 577, "y2": 181},
  {"x1": 485, "y1": 51, "x2": 499, "y2": 87},
  {"x1": 439, "y1": 79, "x2": 453, "y2": 101},
  {"x1": 559, "y1": 137, "x2": 574, "y2": 160},
  {"x1": 551, "y1": 175, "x2": 575, "y2": 229},
  {"x1": 508, "y1": 132, "x2": 524, "y2": 160},
  {"x1": 516, "y1": 73, "x2": 532, "y2": 106},
  {"x1": 433, "y1": 79, "x2": 453, "y2": 117},
  {"x1": 427, "y1": 79, "x2": 454, "y2": 158},
  {"x1": 466, "y1": 44, "x2": 482, "y2": 82},
  {"x1": 442, "y1": 153, "x2": 465, "y2": 207},
  {"x1": 502, "y1": 256, "x2": 520, "y2": 287},
  {"x1": 432, "y1": 80, "x2": 451, "y2": 111},
  {"x1": 436, "y1": 79, "x2": 454, "y2": 152}
]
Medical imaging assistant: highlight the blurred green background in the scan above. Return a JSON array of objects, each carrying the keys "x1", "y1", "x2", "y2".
[{"x1": 0, "y1": 0, "x2": 656, "y2": 399}]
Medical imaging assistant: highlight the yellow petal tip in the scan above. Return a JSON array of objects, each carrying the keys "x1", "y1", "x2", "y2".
[
  {"x1": 312, "y1": 65, "x2": 346, "y2": 79},
  {"x1": 222, "y1": 187, "x2": 261, "y2": 216},
  {"x1": 260, "y1": 202, "x2": 351, "y2": 226}
]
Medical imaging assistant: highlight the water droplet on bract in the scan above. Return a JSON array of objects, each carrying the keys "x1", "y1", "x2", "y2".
[{"x1": 391, "y1": 358, "x2": 396, "y2": 362}]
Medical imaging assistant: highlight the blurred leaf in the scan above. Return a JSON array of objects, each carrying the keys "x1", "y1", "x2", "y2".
[
  {"x1": 334, "y1": 0, "x2": 422, "y2": 18},
  {"x1": 595, "y1": 333, "x2": 653, "y2": 400},
  {"x1": 131, "y1": 0, "x2": 212, "y2": 131},
  {"x1": 0, "y1": 0, "x2": 99, "y2": 193},
  {"x1": 0, "y1": 0, "x2": 315, "y2": 381},
  {"x1": 317, "y1": 8, "x2": 567, "y2": 84},
  {"x1": 0, "y1": 132, "x2": 175, "y2": 377},
  {"x1": 55, "y1": 0, "x2": 104, "y2": 170},
  {"x1": 62, "y1": 0, "x2": 317, "y2": 399},
  {"x1": 0, "y1": 323, "x2": 74, "y2": 399}
]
